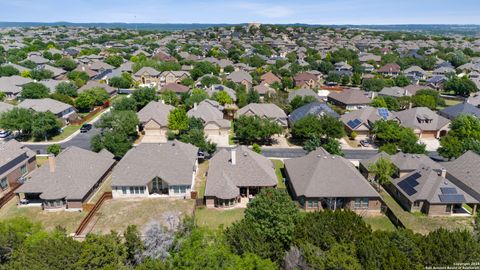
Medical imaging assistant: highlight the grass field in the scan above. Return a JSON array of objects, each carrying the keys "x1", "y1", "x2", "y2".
[
  {"x1": 363, "y1": 215, "x2": 397, "y2": 232},
  {"x1": 35, "y1": 155, "x2": 49, "y2": 167},
  {"x1": 270, "y1": 159, "x2": 286, "y2": 189},
  {"x1": 50, "y1": 125, "x2": 81, "y2": 142},
  {"x1": 194, "y1": 161, "x2": 209, "y2": 198},
  {"x1": 195, "y1": 207, "x2": 244, "y2": 229},
  {"x1": 380, "y1": 189, "x2": 473, "y2": 234},
  {"x1": 89, "y1": 198, "x2": 195, "y2": 234},
  {"x1": 0, "y1": 199, "x2": 85, "y2": 234}
]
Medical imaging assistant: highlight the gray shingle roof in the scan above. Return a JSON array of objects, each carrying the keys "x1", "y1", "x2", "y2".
[
  {"x1": 392, "y1": 167, "x2": 477, "y2": 204},
  {"x1": 438, "y1": 102, "x2": 480, "y2": 119},
  {"x1": 205, "y1": 146, "x2": 277, "y2": 199},
  {"x1": 137, "y1": 101, "x2": 174, "y2": 126},
  {"x1": 187, "y1": 100, "x2": 230, "y2": 128},
  {"x1": 111, "y1": 140, "x2": 198, "y2": 187},
  {"x1": 287, "y1": 88, "x2": 320, "y2": 102},
  {"x1": 328, "y1": 89, "x2": 371, "y2": 105},
  {"x1": 237, "y1": 103, "x2": 287, "y2": 125},
  {"x1": 0, "y1": 101, "x2": 14, "y2": 114},
  {"x1": 289, "y1": 102, "x2": 339, "y2": 124},
  {"x1": 18, "y1": 98, "x2": 73, "y2": 115},
  {"x1": 361, "y1": 152, "x2": 443, "y2": 173},
  {"x1": 393, "y1": 107, "x2": 450, "y2": 131},
  {"x1": 285, "y1": 148, "x2": 379, "y2": 198},
  {"x1": 16, "y1": 147, "x2": 115, "y2": 200},
  {"x1": 0, "y1": 139, "x2": 35, "y2": 169},
  {"x1": 444, "y1": 151, "x2": 480, "y2": 198}
]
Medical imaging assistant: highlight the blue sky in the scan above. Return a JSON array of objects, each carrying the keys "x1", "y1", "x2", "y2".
[{"x1": 1, "y1": 0, "x2": 479, "y2": 24}]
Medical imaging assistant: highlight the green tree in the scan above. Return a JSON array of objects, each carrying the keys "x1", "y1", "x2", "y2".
[
  {"x1": 54, "y1": 57, "x2": 77, "y2": 71},
  {"x1": 91, "y1": 131, "x2": 133, "y2": 158},
  {"x1": 184, "y1": 89, "x2": 208, "y2": 108},
  {"x1": 439, "y1": 114, "x2": 480, "y2": 159},
  {"x1": 31, "y1": 112, "x2": 61, "y2": 140},
  {"x1": 212, "y1": 90, "x2": 233, "y2": 105},
  {"x1": 105, "y1": 55, "x2": 124, "y2": 68},
  {"x1": 444, "y1": 76, "x2": 478, "y2": 97},
  {"x1": 112, "y1": 97, "x2": 137, "y2": 111},
  {"x1": 30, "y1": 69, "x2": 54, "y2": 80},
  {"x1": 21, "y1": 82, "x2": 50, "y2": 99},
  {"x1": 368, "y1": 157, "x2": 396, "y2": 188},
  {"x1": 75, "y1": 91, "x2": 96, "y2": 112},
  {"x1": 75, "y1": 232, "x2": 127, "y2": 269},
  {"x1": 55, "y1": 81, "x2": 77, "y2": 97},
  {"x1": 95, "y1": 110, "x2": 139, "y2": 137},
  {"x1": 47, "y1": 144, "x2": 61, "y2": 156},
  {"x1": 362, "y1": 78, "x2": 385, "y2": 92},
  {"x1": 0, "y1": 65, "x2": 20, "y2": 76},
  {"x1": 124, "y1": 225, "x2": 144, "y2": 266},
  {"x1": 168, "y1": 108, "x2": 189, "y2": 132},
  {"x1": 227, "y1": 189, "x2": 300, "y2": 262},
  {"x1": 289, "y1": 95, "x2": 317, "y2": 111},
  {"x1": 394, "y1": 75, "x2": 410, "y2": 87},
  {"x1": 132, "y1": 87, "x2": 157, "y2": 110},
  {"x1": 291, "y1": 114, "x2": 344, "y2": 144},
  {"x1": 234, "y1": 115, "x2": 282, "y2": 145},
  {"x1": 0, "y1": 107, "x2": 34, "y2": 135},
  {"x1": 247, "y1": 89, "x2": 260, "y2": 104},
  {"x1": 160, "y1": 90, "x2": 179, "y2": 106},
  {"x1": 372, "y1": 120, "x2": 426, "y2": 154}
]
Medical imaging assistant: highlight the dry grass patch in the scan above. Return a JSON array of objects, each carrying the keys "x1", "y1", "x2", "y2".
[
  {"x1": 90, "y1": 198, "x2": 195, "y2": 234},
  {"x1": 194, "y1": 161, "x2": 209, "y2": 198},
  {"x1": 0, "y1": 199, "x2": 85, "y2": 234}
]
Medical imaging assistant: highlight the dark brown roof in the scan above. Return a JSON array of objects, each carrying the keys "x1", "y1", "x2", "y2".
[
  {"x1": 378, "y1": 63, "x2": 401, "y2": 73},
  {"x1": 161, "y1": 83, "x2": 190, "y2": 94}
]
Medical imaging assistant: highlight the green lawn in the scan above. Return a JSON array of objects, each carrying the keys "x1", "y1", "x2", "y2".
[
  {"x1": 363, "y1": 215, "x2": 397, "y2": 232},
  {"x1": 270, "y1": 159, "x2": 286, "y2": 189},
  {"x1": 195, "y1": 207, "x2": 244, "y2": 229},
  {"x1": 194, "y1": 161, "x2": 209, "y2": 198},
  {"x1": 35, "y1": 155, "x2": 48, "y2": 167},
  {"x1": 50, "y1": 125, "x2": 81, "y2": 142},
  {"x1": 0, "y1": 199, "x2": 85, "y2": 234},
  {"x1": 380, "y1": 189, "x2": 473, "y2": 234}
]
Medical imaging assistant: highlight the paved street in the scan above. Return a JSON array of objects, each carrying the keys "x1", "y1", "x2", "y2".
[{"x1": 23, "y1": 127, "x2": 101, "y2": 154}]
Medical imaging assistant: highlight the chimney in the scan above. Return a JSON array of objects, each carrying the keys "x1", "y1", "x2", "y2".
[
  {"x1": 231, "y1": 148, "x2": 236, "y2": 165},
  {"x1": 48, "y1": 154, "x2": 56, "y2": 173},
  {"x1": 440, "y1": 168, "x2": 447, "y2": 178}
]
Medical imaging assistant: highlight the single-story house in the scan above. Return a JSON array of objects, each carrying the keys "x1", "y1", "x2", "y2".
[
  {"x1": 187, "y1": 100, "x2": 231, "y2": 147},
  {"x1": 18, "y1": 98, "x2": 76, "y2": 120},
  {"x1": 438, "y1": 102, "x2": 480, "y2": 120},
  {"x1": 0, "y1": 140, "x2": 36, "y2": 200},
  {"x1": 340, "y1": 107, "x2": 392, "y2": 139},
  {"x1": 287, "y1": 88, "x2": 322, "y2": 103},
  {"x1": 205, "y1": 146, "x2": 277, "y2": 208},
  {"x1": 444, "y1": 151, "x2": 480, "y2": 202},
  {"x1": 288, "y1": 102, "x2": 339, "y2": 126},
  {"x1": 227, "y1": 70, "x2": 253, "y2": 89},
  {"x1": 328, "y1": 89, "x2": 371, "y2": 110},
  {"x1": 160, "y1": 83, "x2": 190, "y2": 95},
  {"x1": 0, "y1": 76, "x2": 33, "y2": 99},
  {"x1": 285, "y1": 148, "x2": 382, "y2": 214},
  {"x1": 15, "y1": 147, "x2": 115, "y2": 210},
  {"x1": 393, "y1": 107, "x2": 450, "y2": 138},
  {"x1": 137, "y1": 101, "x2": 174, "y2": 143},
  {"x1": 111, "y1": 140, "x2": 198, "y2": 199},
  {"x1": 377, "y1": 63, "x2": 401, "y2": 77},
  {"x1": 388, "y1": 166, "x2": 478, "y2": 216},
  {"x1": 78, "y1": 80, "x2": 116, "y2": 96},
  {"x1": 237, "y1": 103, "x2": 288, "y2": 127}
]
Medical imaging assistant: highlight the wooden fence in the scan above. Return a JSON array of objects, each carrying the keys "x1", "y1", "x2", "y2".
[
  {"x1": 0, "y1": 184, "x2": 20, "y2": 209},
  {"x1": 70, "y1": 105, "x2": 105, "y2": 126},
  {"x1": 75, "y1": 192, "x2": 112, "y2": 236}
]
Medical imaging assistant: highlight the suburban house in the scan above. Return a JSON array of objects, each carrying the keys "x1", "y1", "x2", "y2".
[
  {"x1": 467, "y1": 93, "x2": 480, "y2": 107},
  {"x1": 137, "y1": 101, "x2": 174, "y2": 143},
  {"x1": 293, "y1": 72, "x2": 320, "y2": 88},
  {"x1": 387, "y1": 166, "x2": 478, "y2": 216},
  {"x1": 204, "y1": 146, "x2": 277, "y2": 208},
  {"x1": 393, "y1": 107, "x2": 450, "y2": 138},
  {"x1": 288, "y1": 102, "x2": 339, "y2": 125},
  {"x1": 160, "y1": 83, "x2": 190, "y2": 95},
  {"x1": 253, "y1": 84, "x2": 276, "y2": 100},
  {"x1": 207, "y1": 85, "x2": 237, "y2": 102},
  {"x1": 379, "y1": 86, "x2": 411, "y2": 98},
  {"x1": 334, "y1": 61, "x2": 353, "y2": 76},
  {"x1": 187, "y1": 100, "x2": 231, "y2": 147},
  {"x1": 0, "y1": 140, "x2": 36, "y2": 200},
  {"x1": 15, "y1": 147, "x2": 115, "y2": 210},
  {"x1": 444, "y1": 151, "x2": 480, "y2": 203},
  {"x1": 438, "y1": 102, "x2": 480, "y2": 120},
  {"x1": 327, "y1": 89, "x2": 371, "y2": 110},
  {"x1": 377, "y1": 63, "x2": 401, "y2": 77},
  {"x1": 404, "y1": 66, "x2": 427, "y2": 81},
  {"x1": 134, "y1": 67, "x2": 161, "y2": 87},
  {"x1": 237, "y1": 103, "x2": 288, "y2": 127},
  {"x1": 111, "y1": 141, "x2": 198, "y2": 199},
  {"x1": 260, "y1": 71, "x2": 281, "y2": 86},
  {"x1": 227, "y1": 70, "x2": 253, "y2": 89},
  {"x1": 78, "y1": 80, "x2": 116, "y2": 96},
  {"x1": 284, "y1": 148, "x2": 382, "y2": 214},
  {"x1": 360, "y1": 152, "x2": 443, "y2": 179},
  {"x1": 287, "y1": 88, "x2": 322, "y2": 103},
  {"x1": 18, "y1": 98, "x2": 76, "y2": 121},
  {"x1": 0, "y1": 75, "x2": 33, "y2": 99},
  {"x1": 159, "y1": 71, "x2": 190, "y2": 87},
  {"x1": 340, "y1": 107, "x2": 392, "y2": 139}
]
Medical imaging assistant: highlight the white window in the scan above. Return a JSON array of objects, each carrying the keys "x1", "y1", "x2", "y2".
[
  {"x1": 180, "y1": 186, "x2": 186, "y2": 194},
  {"x1": 20, "y1": 165, "x2": 27, "y2": 175},
  {"x1": 122, "y1": 187, "x2": 127, "y2": 194},
  {"x1": 354, "y1": 198, "x2": 369, "y2": 209}
]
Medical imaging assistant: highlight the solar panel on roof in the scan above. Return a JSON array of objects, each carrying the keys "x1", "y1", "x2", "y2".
[
  {"x1": 440, "y1": 187, "x2": 457, "y2": 195},
  {"x1": 378, "y1": 108, "x2": 389, "y2": 119},
  {"x1": 438, "y1": 194, "x2": 466, "y2": 203},
  {"x1": 346, "y1": 119, "x2": 362, "y2": 129}
]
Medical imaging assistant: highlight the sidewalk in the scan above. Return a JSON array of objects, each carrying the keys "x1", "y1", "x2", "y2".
[{"x1": 24, "y1": 108, "x2": 111, "y2": 145}]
